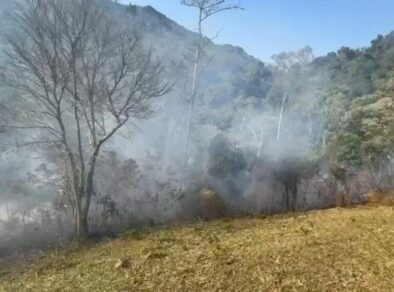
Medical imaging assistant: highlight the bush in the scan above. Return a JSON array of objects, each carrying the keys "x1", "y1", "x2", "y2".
[
  {"x1": 198, "y1": 188, "x2": 226, "y2": 220},
  {"x1": 364, "y1": 190, "x2": 394, "y2": 206}
]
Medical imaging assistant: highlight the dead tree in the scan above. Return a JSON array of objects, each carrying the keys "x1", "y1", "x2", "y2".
[
  {"x1": 180, "y1": 0, "x2": 243, "y2": 184},
  {"x1": 276, "y1": 92, "x2": 288, "y2": 141},
  {"x1": 2, "y1": 0, "x2": 171, "y2": 238},
  {"x1": 235, "y1": 115, "x2": 265, "y2": 157},
  {"x1": 271, "y1": 47, "x2": 314, "y2": 146}
]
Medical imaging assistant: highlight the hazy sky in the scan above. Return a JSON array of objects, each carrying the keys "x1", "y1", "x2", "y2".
[{"x1": 121, "y1": 0, "x2": 394, "y2": 61}]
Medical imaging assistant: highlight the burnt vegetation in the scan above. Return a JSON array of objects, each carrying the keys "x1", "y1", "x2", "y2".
[{"x1": 0, "y1": 0, "x2": 392, "y2": 261}]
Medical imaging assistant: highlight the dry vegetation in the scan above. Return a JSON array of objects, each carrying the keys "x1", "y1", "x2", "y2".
[
  {"x1": 0, "y1": 206, "x2": 394, "y2": 291},
  {"x1": 365, "y1": 190, "x2": 394, "y2": 206}
]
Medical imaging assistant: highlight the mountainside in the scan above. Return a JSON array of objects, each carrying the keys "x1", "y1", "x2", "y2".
[
  {"x1": 0, "y1": 0, "x2": 393, "y2": 258},
  {"x1": 0, "y1": 0, "x2": 268, "y2": 160},
  {"x1": 1, "y1": 0, "x2": 391, "y2": 170},
  {"x1": 0, "y1": 0, "x2": 267, "y2": 201},
  {"x1": 1, "y1": 206, "x2": 393, "y2": 291}
]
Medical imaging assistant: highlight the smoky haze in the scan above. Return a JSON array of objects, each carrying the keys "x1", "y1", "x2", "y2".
[{"x1": 0, "y1": 0, "x2": 393, "y2": 256}]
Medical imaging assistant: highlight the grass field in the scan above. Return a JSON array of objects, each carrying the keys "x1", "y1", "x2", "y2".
[{"x1": 0, "y1": 206, "x2": 394, "y2": 291}]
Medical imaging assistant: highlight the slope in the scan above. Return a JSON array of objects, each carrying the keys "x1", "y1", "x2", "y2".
[{"x1": 1, "y1": 206, "x2": 393, "y2": 291}]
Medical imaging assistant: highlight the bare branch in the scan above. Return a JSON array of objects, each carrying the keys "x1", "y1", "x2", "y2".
[
  {"x1": 181, "y1": 0, "x2": 244, "y2": 22},
  {"x1": 2, "y1": 0, "x2": 171, "y2": 237}
]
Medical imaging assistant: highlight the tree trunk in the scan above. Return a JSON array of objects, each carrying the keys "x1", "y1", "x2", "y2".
[
  {"x1": 308, "y1": 113, "x2": 313, "y2": 137},
  {"x1": 322, "y1": 130, "x2": 326, "y2": 150},
  {"x1": 257, "y1": 127, "x2": 264, "y2": 158},
  {"x1": 74, "y1": 193, "x2": 88, "y2": 238},
  {"x1": 79, "y1": 150, "x2": 99, "y2": 238},
  {"x1": 181, "y1": 8, "x2": 203, "y2": 184},
  {"x1": 276, "y1": 92, "x2": 287, "y2": 141},
  {"x1": 284, "y1": 185, "x2": 289, "y2": 211}
]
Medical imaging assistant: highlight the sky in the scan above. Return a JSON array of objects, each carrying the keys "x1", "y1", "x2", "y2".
[{"x1": 120, "y1": 0, "x2": 394, "y2": 62}]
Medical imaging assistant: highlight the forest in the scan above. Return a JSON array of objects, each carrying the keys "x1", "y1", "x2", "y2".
[{"x1": 0, "y1": 0, "x2": 393, "y2": 290}]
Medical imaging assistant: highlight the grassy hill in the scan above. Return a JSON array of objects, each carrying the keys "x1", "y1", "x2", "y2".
[{"x1": 0, "y1": 206, "x2": 393, "y2": 291}]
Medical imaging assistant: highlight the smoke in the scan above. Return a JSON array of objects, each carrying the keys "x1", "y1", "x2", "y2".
[{"x1": 0, "y1": 0, "x2": 392, "y2": 256}]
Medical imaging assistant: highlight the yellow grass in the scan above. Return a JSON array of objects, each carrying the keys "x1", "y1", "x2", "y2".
[{"x1": 1, "y1": 206, "x2": 394, "y2": 291}]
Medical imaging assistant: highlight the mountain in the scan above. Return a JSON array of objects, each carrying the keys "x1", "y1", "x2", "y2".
[
  {"x1": 0, "y1": 0, "x2": 393, "y2": 259},
  {"x1": 0, "y1": 0, "x2": 272, "y2": 214},
  {"x1": 0, "y1": 0, "x2": 392, "y2": 231}
]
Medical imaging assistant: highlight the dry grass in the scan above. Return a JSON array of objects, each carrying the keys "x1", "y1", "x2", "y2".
[
  {"x1": 365, "y1": 190, "x2": 394, "y2": 206},
  {"x1": 1, "y1": 206, "x2": 394, "y2": 291}
]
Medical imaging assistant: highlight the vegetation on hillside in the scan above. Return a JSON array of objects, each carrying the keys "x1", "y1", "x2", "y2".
[
  {"x1": 0, "y1": 0, "x2": 392, "y2": 259},
  {"x1": 1, "y1": 206, "x2": 394, "y2": 291}
]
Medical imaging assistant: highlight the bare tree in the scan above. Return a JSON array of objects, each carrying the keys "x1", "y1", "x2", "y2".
[
  {"x1": 2, "y1": 0, "x2": 171, "y2": 238},
  {"x1": 272, "y1": 46, "x2": 314, "y2": 142},
  {"x1": 276, "y1": 92, "x2": 287, "y2": 142},
  {"x1": 235, "y1": 115, "x2": 265, "y2": 157},
  {"x1": 180, "y1": 0, "x2": 243, "y2": 183}
]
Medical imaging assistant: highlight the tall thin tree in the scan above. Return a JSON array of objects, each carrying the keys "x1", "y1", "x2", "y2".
[{"x1": 180, "y1": 0, "x2": 243, "y2": 183}]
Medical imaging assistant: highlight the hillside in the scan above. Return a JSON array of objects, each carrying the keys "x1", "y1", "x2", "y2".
[
  {"x1": 0, "y1": 0, "x2": 393, "y2": 276},
  {"x1": 1, "y1": 206, "x2": 394, "y2": 291},
  {"x1": 0, "y1": 0, "x2": 269, "y2": 202}
]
